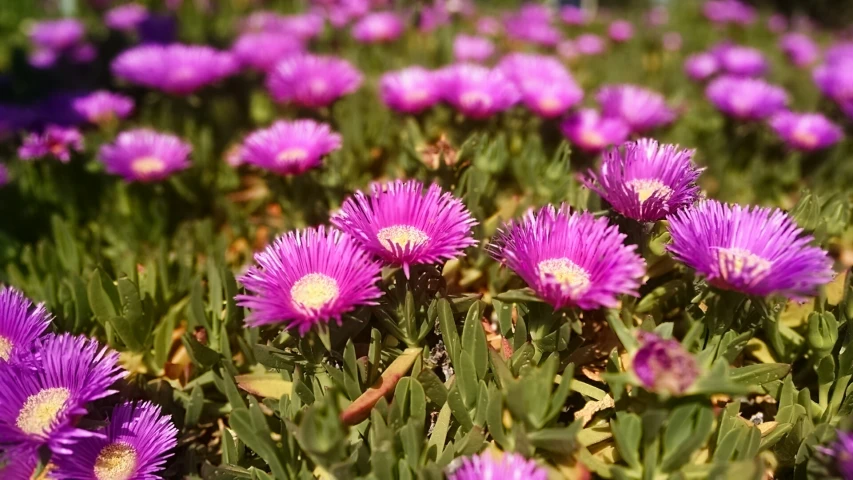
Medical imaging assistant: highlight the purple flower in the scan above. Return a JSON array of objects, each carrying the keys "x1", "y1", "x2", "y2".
[
  {"x1": 0, "y1": 333, "x2": 126, "y2": 455},
  {"x1": 813, "y1": 60, "x2": 853, "y2": 104},
  {"x1": 575, "y1": 33, "x2": 606, "y2": 56},
  {"x1": 0, "y1": 287, "x2": 51, "y2": 365},
  {"x1": 278, "y1": 13, "x2": 325, "y2": 41},
  {"x1": 662, "y1": 32, "x2": 682, "y2": 52},
  {"x1": 769, "y1": 111, "x2": 843, "y2": 152},
  {"x1": 29, "y1": 49, "x2": 59, "y2": 69},
  {"x1": 831, "y1": 431, "x2": 853, "y2": 479},
  {"x1": 767, "y1": 13, "x2": 787, "y2": 33},
  {"x1": 504, "y1": 4, "x2": 560, "y2": 47},
  {"x1": 584, "y1": 139, "x2": 701, "y2": 222},
  {"x1": 667, "y1": 200, "x2": 834, "y2": 299},
  {"x1": 684, "y1": 53, "x2": 719, "y2": 81},
  {"x1": 497, "y1": 53, "x2": 582, "y2": 118},
  {"x1": 231, "y1": 32, "x2": 304, "y2": 72},
  {"x1": 239, "y1": 119, "x2": 341, "y2": 176},
  {"x1": 237, "y1": 227, "x2": 383, "y2": 333},
  {"x1": 266, "y1": 54, "x2": 362, "y2": 108},
  {"x1": 597, "y1": 84, "x2": 676, "y2": 134},
  {"x1": 19, "y1": 126, "x2": 84, "y2": 163},
  {"x1": 98, "y1": 128, "x2": 192, "y2": 183},
  {"x1": 557, "y1": 40, "x2": 579, "y2": 61},
  {"x1": 476, "y1": 16, "x2": 502, "y2": 36},
  {"x1": 703, "y1": 0, "x2": 756, "y2": 25},
  {"x1": 0, "y1": 164, "x2": 8, "y2": 187},
  {"x1": 780, "y1": 33, "x2": 818, "y2": 68},
  {"x1": 29, "y1": 19, "x2": 85, "y2": 52},
  {"x1": 50, "y1": 401, "x2": 178, "y2": 480},
  {"x1": 560, "y1": 109, "x2": 630, "y2": 154},
  {"x1": 706, "y1": 76, "x2": 788, "y2": 120},
  {"x1": 438, "y1": 64, "x2": 519, "y2": 119},
  {"x1": 608, "y1": 20, "x2": 634, "y2": 43},
  {"x1": 453, "y1": 35, "x2": 495, "y2": 63},
  {"x1": 418, "y1": 1, "x2": 450, "y2": 32},
  {"x1": 72, "y1": 91, "x2": 134, "y2": 125},
  {"x1": 449, "y1": 452, "x2": 547, "y2": 480},
  {"x1": 380, "y1": 67, "x2": 441, "y2": 114},
  {"x1": 633, "y1": 332, "x2": 699, "y2": 395},
  {"x1": 352, "y1": 12, "x2": 404, "y2": 43},
  {"x1": 332, "y1": 180, "x2": 478, "y2": 276},
  {"x1": 489, "y1": 204, "x2": 645, "y2": 310},
  {"x1": 716, "y1": 45, "x2": 768, "y2": 77},
  {"x1": 104, "y1": 3, "x2": 149, "y2": 31},
  {"x1": 559, "y1": 6, "x2": 588, "y2": 26},
  {"x1": 112, "y1": 44, "x2": 238, "y2": 95},
  {"x1": 241, "y1": 11, "x2": 289, "y2": 32},
  {"x1": 647, "y1": 6, "x2": 669, "y2": 26},
  {"x1": 0, "y1": 446, "x2": 38, "y2": 479},
  {"x1": 71, "y1": 43, "x2": 96, "y2": 63},
  {"x1": 313, "y1": 0, "x2": 369, "y2": 28},
  {"x1": 825, "y1": 42, "x2": 853, "y2": 65}
]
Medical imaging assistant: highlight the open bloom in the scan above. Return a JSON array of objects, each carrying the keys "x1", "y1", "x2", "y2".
[
  {"x1": 266, "y1": 54, "x2": 362, "y2": 108},
  {"x1": 0, "y1": 287, "x2": 51, "y2": 365},
  {"x1": 667, "y1": 200, "x2": 834, "y2": 298},
  {"x1": 332, "y1": 179, "x2": 478, "y2": 276},
  {"x1": 476, "y1": 16, "x2": 502, "y2": 36},
  {"x1": 584, "y1": 139, "x2": 702, "y2": 222},
  {"x1": 706, "y1": 76, "x2": 788, "y2": 120},
  {"x1": 597, "y1": 84, "x2": 676, "y2": 134},
  {"x1": 239, "y1": 119, "x2": 341, "y2": 176},
  {"x1": 29, "y1": 19, "x2": 85, "y2": 52},
  {"x1": 449, "y1": 451, "x2": 547, "y2": 480},
  {"x1": 608, "y1": 20, "x2": 634, "y2": 43},
  {"x1": 352, "y1": 12, "x2": 404, "y2": 43},
  {"x1": 716, "y1": 45, "x2": 767, "y2": 77},
  {"x1": 780, "y1": 33, "x2": 818, "y2": 68},
  {"x1": 104, "y1": 3, "x2": 149, "y2": 31},
  {"x1": 72, "y1": 91, "x2": 134, "y2": 125},
  {"x1": 575, "y1": 33, "x2": 605, "y2": 56},
  {"x1": 831, "y1": 431, "x2": 853, "y2": 479},
  {"x1": 98, "y1": 129, "x2": 192, "y2": 182},
  {"x1": 0, "y1": 333, "x2": 126, "y2": 455},
  {"x1": 769, "y1": 112, "x2": 843, "y2": 152},
  {"x1": 560, "y1": 6, "x2": 589, "y2": 25},
  {"x1": 380, "y1": 67, "x2": 440, "y2": 114},
  {"x1": 767, "y1": 13, "x2": 787, "y2": 33},
  {"x1": 51, "y1": 401, "x2": 178, "y2": 480},
  {"x1": 112, "y1": 44, "x2": 237, "y2": 95},
  {"x1": 237, "y1": 227, "x2": 383, "y2": 334},
  {"x1": 633, "y1": 332, "x2": 699, "y2": 395},
  {"x1": 703, "y1": 0, "x2": 756, "y2": 25},
  {"x1": 503, "y1": 4, "x2": 560, "y2": 47},
  {"x1": 438, "y1": 64, "x2": 519, "y2": 119},
  {"x1": 19, "y1": 126, "x2": 84, "y2": 163},
  {"x1": 684, "y1": 53, "x2": 719, "y2": 81},
  {"x1": 498, "y1": 53, "x2": 582, "y2": 118},
  {"x1": 813, "y1": 60, "x2": 853, "y2": 104},
  {"x1": 560, "y1": 109, "x2": 629, "y2": 153},
  {"x1": 489, "y1": 204, "x2": 645, "y2": 310},
  {"x1": 453, "y1": 34, "x2": 495, "y2": 62},
  {"x1": 231, "y1": 32, "x2": 304, "y2": 72}
]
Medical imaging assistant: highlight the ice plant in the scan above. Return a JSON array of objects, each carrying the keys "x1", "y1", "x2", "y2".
[
  {"x1": 352, "y1": 12, "x2": 404, "y2": 43},
  {"x1": 767, "y1": 13, "x2": 787, "y2": 33},
  {"x1": 236, "y1": 227, "x2": 383, "y2": 334},
  {"x1": 706, "y1": 76, "x2": 788, "y2": 120},
  {"x1": 584, "y1": 139, "x2": 702, "y2": 222},
  {"x1": 560, "y1": 5, "x2": 588, "y2": 26},
  {"x1": 0, "y1": 287, "x2": 51, "y2": 365},
  {"x1": 769, "y1": 112, "x2": 843, "y2": 152},
  {"x1": 667, "y1": 200, "x2": 834, "y2": 298},
  {"x1": 18, "y1": 126, "x2": 84, "y2": 163},
  {"x1": 29, "y1": 19, "x2": 85, "y2": 52},
  {"x1": 438, "y1": 64, "x2": 519, "y2": 119},
  {"x1": 780, "y1": 33, "x2": 818, "y2": 68},
  {"x1": 98, "y1": 128, "x2": 192, "y2": 183},
  {"x1": 476, "y1": 16, "x2": 502, "y2": 36},
  {"x1": 597, "y1": 84, "x2": 676, "y2": 134},
  {"x1": 239, "y1": 119, "x2": 342, "y2": 176},
  {"x1": 50, "y1": 401, "x2": 178, "y2": 480},
  {"x1": 0, "y1": 333, "x2": 126, "y2": 454},
  {"x1": 332, "y1": 179, "x2": 478, "y2": 276},
  {"x1": 380, "y1": 67, "x2": 441, "y2": 114},
  {"x1": 489, "y1": 204, "x2": 645, "y2": 310},
  {"x1": 633, "y1": 332, "x2": 699, "y2": 395},
  {"x1": 813, "y1": 60, "x2": 853, "y2": 104},
  {"x1": 716, "y1": 45, "x2": 768, "y2": 77},
  {"x1": 560, "y1": 108, "x2": 629, "y2": 153},
  {"x1": 448, "y1": 451, "x2": 547, "y2": 480},
  {"x1": 830, "y1": 431, "x2": 853, "y2": 479},
  {"x1": 266, "y1": 54, "x2": 363, "y2": 108},
  {"x1": 231, "y1": 32, "x2": 304, "y2": 72},
  {"x1": 112, "y1": 44, "x2": 238, "y2": 95},
  {"x1": 702, "y1": 0, "x2": 756, "y2": 25},
  {"x1": 684, "y1": 52, "x2": 719, "y2": 81},
  {"x1": 608, "y1": 20, "x2": 634, "y2": 43},
  {"x1": 72, "y1": 91, "x2": 134, "y2": 125},
  {"x1": 503, "y1": 4, "x2": 560, "y2": 47},
  {"x1": 575, "y1": 34, "x2": 606, "y2": 56},
  {"x1": 497, "y1": 53, "x2": 582, "y2": 118},
  {"x1": 453, "y1": 34, "x2": 495, "y2": 63},
  {"x1": 104, "y1": 3, "x2": 149, "y2": 31}
]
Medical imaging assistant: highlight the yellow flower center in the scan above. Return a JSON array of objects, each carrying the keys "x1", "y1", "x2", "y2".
[
  {"x1": 291, "y1": 273, "x2": 339, "y2": 311},
  {"x1": 627, "y1": 179, "x2": 673, "y2": 204},
  {"x1": 404, "y1": 89, "x2": 429, "y2": 104},
  {"x1": 0, "y1": 335, "x2": 12, "y2": 361},
  {"x1": 460, "y1": 90, "x2": 492, "y2": 110},
  {"x1": 792, "y1": 128, "x2": 818, "y2": 148},
  {"x1": 276, "y1": 147, "x2": 308, "y2": 164},
  {"x1": 131, "y1": 157, "x2": 166, "y2": 176},
  {"x1": 16, "y1": 387, "x2": 71, "y2": 436},
  {"x1": 716, "y1": 247, "x2": 772, "y2": 284},
  {"x1": 538, "y1": 258, "x2": 591, "y2": 293},
  {"x1": 580, "y1": 130, "x2": 605, "y2": 148},
  {"x1": 94, "y1": 442, "x2": 138, "y2": 480},
  {"x1": 377, "y1": 225, "x2": 430, "y2": 251},
  {"x1": 537, "y1": 96, "x2": 562, "y2": 114}
]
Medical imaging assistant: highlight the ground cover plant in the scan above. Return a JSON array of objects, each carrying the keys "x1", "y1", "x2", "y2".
[{"x1": 3, "y1": 0, "x2": 853, "y2": 478}]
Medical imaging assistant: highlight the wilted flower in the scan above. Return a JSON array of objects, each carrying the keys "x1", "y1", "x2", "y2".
[
  {"x1": 449, "y1": 451, "x2": 547, "y2": 480},
  {"x1": 51, "y1": 401, "x2": 178, "y2": 480},
  {"x1": 332, "y1": 179, "x2": 478, "y2": 276},
  {"x1": 703, "y1": 0, "x2": 756, "y2": 25},
  {"x1": 560, "y1": 109, "x2": 630, "y2": 153},
  {"x1": 104, "y1": 3, "x2": 149, "y2": 31},
  {"x1": 98, "y1": 128, "x2": 192, "y2": 182},
  {"x1": 352, "y1": 12, "x2": 404, "y2": 43},
  {"x1": 380, "y1": 67, "x2": 441, "y2": 114},
  {"x1": 633, "y1": 332, "x2": 699, "y2": 395},
  {"x1": 716, "y1": 45, "x2": 768, "y2": 77},
  {"x1": 584, "y1": 139, "x2": 702, "y2": 222},
  {"x1": 112, "y1": 44, "x2": 237, "y2": 95},
  {"x1": 706, "y1": 76, "x2": 788, "y2": 120},
  {"x1": 597, "y1": 84, "x2": 676, "y2": 134},
  {"x1": 0, "y1": 333, "x2": 126, "y2": 454},
  {"x1": 237, "y1": 227, "x2": 383, "y2": 333},
  {"x1": 0, "y1": 287, "x2": 51, "y2": 364},
  {"x1": 231, "y1": 32, "x2": 304, "y2": 72},
  {"x1": 769, "y1": 111, "x2": 843, "y2": 152},
  {"x1": 72, "y1": 91, "x2": 134, "y2": 125},
  {"x1": 498, "y1": 53, "x2": 582, "y2": 118},
  {"x1": 684, "y1": 52, "x2": 719, "y2": 81},
  {"x1": 239, "y1": 119, "x2": 341, "y2": 176},
  {"x1": 453, "y1": 34, "x2": 495, "y2": 62},
  {"x1": 575, "y1": 33, "x2": 606, "y2": 56},
  {"x1": 438, "y1": 64, "x2": 519, "y2": 119},
  {"x1": 813, "y1": 60, "x2": 853, "y2": 104},
  {"x1": 266, "y1": 54, "x2": 363, "y2": 108},
  {"x1": 662, "y1": 32, "x2": 682, "y2": 52},
  {"x1": 608, "y1": 20, "x2": 634, "y2": 43},
  {"x1": 19, "y1": 126, "x2": 84, "y2": 163},
  {"x1": 559, "y1": 5, "x2": 588, "y2": 26},
  {"x1": 29, "y1": 19, "x2": 85, "y2": 52},
  {"x1": 667, "y1": 200, "x2": 834, "y2": 298},
  {"x1": 780, "y1": 33, "x2": 818, "y2": 68},
  {"x1": 489, "y1": 204, "x2": 645, "y2": 310}
]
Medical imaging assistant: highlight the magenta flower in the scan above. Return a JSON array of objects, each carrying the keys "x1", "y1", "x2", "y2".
[
  {"x1": 560, "y1": 109, "x2": 630, "y2": 154},
  {"x1": 476, "y1": 16, "x2": 502, "y2": 36},
  {"x1": 279, "y1": 13, "x2": 325, "y2": 41},
  {"x1": 266, "y1": 54, "x2": 363, "y2": 108},
  {"x1": 703, "y1": 0, "x2": 756, "y2": 25},
  {"x1": 72, "y1": 91, "x2": 134, "y2": 125},
  {"x1": 825, "y1": 42, "x2": 853, "y2": 65},
  {"x1": 449, "y1": 452, "x2": 547, "y2": 480},
  {"x1": 19, "y1": 126, "x2": 84, "y2": 163},
  {"x1": 104, "y1": 3, "x2": 149, "y2": 31},
  {"x1": 597, "y1": 84, "x2": 676, "y2": 134},
  {"x1": 504, "y1": 4, "x2": 561, "y2": 47},
  {"x1": 584, "y1": 139, "x2": 702, "y2": 222},
  {"x1": 98, "y1": 128, "x2": 192, "y2": 182},
  {"x1": 352, "y1": 12, "x2": 404, "y2": 43},
  {"x1": 831, "y1": 431, "x2": 853, "y2": 479},
  {"x1": 813, "y1": 60, "x2": 853, "y2": 104},
  {"x1": 332, "y1": 180, "x2": 478, "y2": 276},
  {"x1": 667, "y1": 200, "x2": 834, "y2": 299},
  {"x1": 112, "y1": 44, "x2": 237, "y2": 95},
  {"x1": 380, "y1": 67, "x2": 441, "y2": 114},
  {"x1": 684, "y1": 52, "x2": 719, "y2": 81},
  {"x1": 767, "y1": 13, "x2": 787, "y2": 33},
  {"x1": 231, "y1": 32, "x2": 304, "y2": 72},
  {"x1": 453, "y1": 34, "x2": 495, "y2": 63},
  {"x1": 706, "y1": 76, "x2": 788, "y2": 120},
  {"x1": 438, "y1": 64, "x2": 519, "y2": 119},
  {"x1": 29, "y1": 19, "x2": 85, "y2": 52},
  {"x1": 608, "y1": 20, "x2": 634, "y2": 43},
  {"x1": 633, "y1": 332, "x2": 699, "y2": 395},
  {"x1": 313, "y1": 0, "x2": 370, "y2": 28},
  {"x1": 239, "y1": 119, "x2": 341, "y2": 176},
  {"x1": 769, "y1": 112, "x2": 843, "y2": 152},
  {"x1": 716, "y1": 45, "x2": 768, "y2": 77},
  {"x1": 780, "y1": 33, "x2": 818, "y2": 68},
  {"x1": 0, "y1": 287, "x2": 51, "y2": 365},
  {"x1": 498, "y1": 53, "x2": 583, "y2": 118},
  {"x1": 575, "y1": 33, "x2": 606, "y2": 56},
  {"x1": 237, "y1": 227, "x2": 383, "y2": 334},
  {"x1": 559, "y1": 6, "x2": 589, "y2": 26},
  {"x1": 647, "y1": 6, "x2": 669, "y2": 26},
  {"x1": 489, "y1": 204, "x2": 645, "y2": 311}
]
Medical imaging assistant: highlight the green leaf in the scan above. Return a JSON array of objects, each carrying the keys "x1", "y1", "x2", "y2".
[
  {"x1": 461, "y1": 301, "x2": 488, "y2": 379},
  {"x1": 437, "y1": 299, "x2": 461, "y2": 367},
  {"x1": 611, "y1": 412, "x2": 642, "y2": 470},
  {"x1": 456, "y1": 351, "x2": 478, "y2": 408},
  {"x1": 88, "y1": 269, "x2": 119, "y2": 325},
  {"x1": 730, "y1": 363, "x2": 791, "y2": 386},
  {"x1": 51, "y1": 216, "x2": 79, "y2": 273},
  {"x1": 417, "y1": 368, "x2": 448, "y2": 407},
  {"x1": 447, "y1": 381, "x2": 474, "y2": 432},
  {"x1": 185, "y1": 384, "x2": 204, "y2": 427},
  {"x1": 182, "y1": 334, "x2": 220, "y2": 369}
]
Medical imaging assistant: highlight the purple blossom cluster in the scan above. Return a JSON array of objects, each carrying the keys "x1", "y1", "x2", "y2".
[{"x1": 27, "y1": 19, "x2": 95, "y2": 68}]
